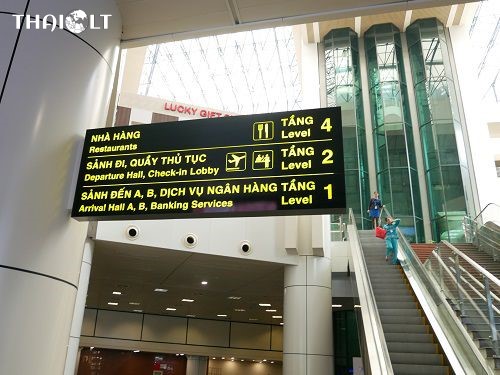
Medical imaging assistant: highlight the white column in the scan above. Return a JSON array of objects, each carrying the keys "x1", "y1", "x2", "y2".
[
  {"x1": 400, "y1": 33, "x2": 433, "y2": 242},
  {"x1": 283, "y1": 216, "x2": 333, "y2": 374},
  {"x1": 358, "y1": 37, "x2": 377, "y2": 193},
  {"x1": 186, "y1": 355, "x2": 208, "y2": 375},
  {"x1": 0, "y1": 1, "x2": 121, "y2": 374},
  {"x1": 64, "y1": 240, "x2": 94, "y2": 375}
]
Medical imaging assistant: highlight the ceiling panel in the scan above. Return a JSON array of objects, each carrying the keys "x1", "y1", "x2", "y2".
[
  {"x1": 411, "y1": 5, "x2": 452, "y2": 26},
  {"x1": 117, "y1": 0, "x2": 473, "y2": 46},
  {"x1": 361, "y1": 11, "x2": 406, "y2": 34},
  {"x1": 86, "y1": 239, "x2": 285, "y2": 325}
]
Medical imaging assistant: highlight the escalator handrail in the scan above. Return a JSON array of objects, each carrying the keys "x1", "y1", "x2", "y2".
[
  {"x1": 382, "y1": 207, "x2": 491, "y2": 374},
  {"x1": 347, "y1": 208, "x2": 394, "y2": 375}
]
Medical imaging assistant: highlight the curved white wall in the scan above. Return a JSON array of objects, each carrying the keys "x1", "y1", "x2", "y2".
[{"x1": 0, "y1": 1, "x2": 121, "y2": 373}]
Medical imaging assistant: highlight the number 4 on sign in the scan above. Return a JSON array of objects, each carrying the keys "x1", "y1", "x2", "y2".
[
  {"x1": 324, "y1": 184, "x2": 333, "y2": 200},
  {"x1": 321, "y1": 118, "x2": 332, "y2": 132}
]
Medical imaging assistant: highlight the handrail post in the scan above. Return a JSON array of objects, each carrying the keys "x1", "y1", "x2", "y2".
[
  {"x1": 437, "y1": 245, "x2": 444, "y2": 292},
  {"x1": 455, "y1": 253, "x2": 464, "y2": 316},
  {"x1": 483, "y1": 276, "x2": 499, "y2": 356}
]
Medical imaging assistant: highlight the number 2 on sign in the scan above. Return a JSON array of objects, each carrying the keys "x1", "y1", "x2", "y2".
[{"x1": 324, "y1": 184, "x2": 333, "y2": 199}]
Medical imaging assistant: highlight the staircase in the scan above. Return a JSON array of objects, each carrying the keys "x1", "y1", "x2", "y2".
[
  {"x1": 453, "y1": 243, "x2": 500, "y2": 277},
  {"x1": 435, "y1": 242, "x2": 500, "y2": 369},
  {"x1": 411, "y1": 243, "x2": 437, "y2": 263},
  {"x1": 358, "y1": 230, "x2": 451, "y2": 375}
]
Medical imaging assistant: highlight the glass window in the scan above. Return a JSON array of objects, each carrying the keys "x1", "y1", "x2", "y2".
[
  {"x1": 325, "y1": 28, "x2": 370, "y2": 228},
  {"x1": 365, "y1": 24, "x2": 423, "y2": 240},
  {"x1": 407, "y1": 19, "x2": 471, "y2": 241}
]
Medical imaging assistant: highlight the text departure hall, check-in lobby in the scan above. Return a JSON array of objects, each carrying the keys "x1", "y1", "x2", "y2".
[{"x1": 1, "y1": 1, "x2": 500, "y2": 375}]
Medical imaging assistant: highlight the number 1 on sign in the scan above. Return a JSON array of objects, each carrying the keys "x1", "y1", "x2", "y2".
[{"x1": 324, "y1": 184, "x2": 333, "y2": 200}]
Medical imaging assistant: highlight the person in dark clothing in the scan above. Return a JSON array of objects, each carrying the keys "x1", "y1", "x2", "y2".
[{"x1": 367, "y1": 191, "x2": 384, "y2": 229}]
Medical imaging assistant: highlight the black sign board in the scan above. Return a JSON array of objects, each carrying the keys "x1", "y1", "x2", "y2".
[{"x1": 71, "y1": 107, "x2": 345, "y2": 220}]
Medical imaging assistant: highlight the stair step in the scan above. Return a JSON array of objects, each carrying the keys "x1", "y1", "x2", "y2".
[
  {"x1": 375, "y1": 294, "x2": 415, "y2": 302},
  {"x1": 385, "y1": 332, "x2": 435, "y2": 343},
  {"x1": 390, "y1": 352, "x2": 443, "y2": 366},
  {"x1": 378, "y1": 308, "x2": 422, "y2": 317},
  {"x1": 392, "y1": 363, "x2": 449, "y2": 375},
  {"x1": 383, "y1": 323, "x2": 428, "y2": 334},
  {"x1": 470, "y1": 330, "x2": 498, "y2": 340},
  {"x1": 387, "y1": 342, "x2": 438, "y2": 354},
  {"x1": 376, "y1": 301, "x2": 417, "y2": 310},
  {"x1": 465, "y1": 322, "x2": 500, "y2": 330},
  {"x1": 380, "y1": 315, "x2": 424, "y2": 325}
]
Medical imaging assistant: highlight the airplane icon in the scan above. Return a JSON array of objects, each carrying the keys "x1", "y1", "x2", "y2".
[
  {"x1": 228, "y1": 153, "x2": 246, "y2": 168},
  {"x1": 226, "y1": 152, "x2": 247, "y2": 172}
]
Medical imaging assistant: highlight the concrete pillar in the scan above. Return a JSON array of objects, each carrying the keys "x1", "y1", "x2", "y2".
[
  {"x1": 186, "y1": 355, "x2": 208, "y2": 375},
  {"x1": 0, "y1": 1, "x2": 121, "y2": 374},
  {"x1": 64, "y1": 240, "x2": 94, "y2": 375},
  {"x1": 283, "y1": 216, "x2": 333, "y2": 374}
]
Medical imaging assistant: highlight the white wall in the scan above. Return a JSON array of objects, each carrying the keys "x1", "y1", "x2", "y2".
[
  {"x1": 448, "y1": 25, "x2": 500, "y2": 218},
  {"x1": 95, "y1": 216, "x2": 299, "y2": 265},
  {"x1": 208, "y1": 359, "x2": 282, "y2": 375},
  {"x1": 81, "y1": 308, "x2": 283, "y2": 359}
]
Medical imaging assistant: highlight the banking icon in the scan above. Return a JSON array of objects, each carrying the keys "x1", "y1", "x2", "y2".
[
  {"x1": 226, "y1": 152, "x2": 247, "y2": 172},
  {"x1": 252, "y1": 150, "x2": 273, "y2": 170}
]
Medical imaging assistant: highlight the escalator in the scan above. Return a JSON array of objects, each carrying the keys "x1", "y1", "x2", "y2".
[
  {"x1": 347, "y1": 209, "x2": 494, "y2": 375},
  {"x1": 358, "y1": 230, "x2": 450, "y2": 374}
]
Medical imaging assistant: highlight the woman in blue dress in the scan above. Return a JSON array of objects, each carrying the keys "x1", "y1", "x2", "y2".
[
  {"x1": 367, "y1": 191, "x2": 383, "y2": 229},
  {"x1": 383, "y1": 216, "x2": 401, "y2": 265}
]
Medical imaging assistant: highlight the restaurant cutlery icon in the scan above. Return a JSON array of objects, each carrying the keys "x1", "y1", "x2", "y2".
[{"x1": 253, "y1": 121, "x2": 274, "y2": 141}]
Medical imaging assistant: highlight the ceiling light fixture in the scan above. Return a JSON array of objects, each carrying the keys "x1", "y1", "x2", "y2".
[
  {"x1": 332, "y1": 304, "x2": 343, "y2": 308},
  {"x1": 133, "y1": 350, "x2": 140, "y2": 353},
  {"x1": 166, "y1": 307, "x2": 176, "y2": 311},
  {"x1": 201, "y1": 281, "x2": 208, "y2": 285},
  {"x1": 217, "y1": 314, "x2": 227, "y2": 317},
  {"x1": 182, "y1": 299, "x2": 194, "y2": 302},
  {"x1": 221, "y1": 357, "x2": 225, "y2": 360},
  {"x1": 272, "y1": 315, "x2": 282, "y2": 319},
  {"x1": 186, "y1": 314, "x2": 196, "y2": 318},
  {"x1": 107, "y1": 302, "x2": 118, "y2": 306},
  {"x1": 259, "y1": 303, "x2": 271, "y2": 307},
  {"x1": 265, "y1": 309, "x2": 277, "y2": 312},
  {"x1": 212, "y1": 357, "x2": 216, "y2": 360},
  {"x1": 112, "y1": 291, "x2": 122, "y2": 295},
  {"x1": 228, "y1": 296, "x2": 242, "y2": 300},
  {"x1": 280, "y1": 322, "x2": 284, "y2": 325},
  {"x1": 129, "y1": 302, "x2": 140, "y2": 306},
  {"x1": 154, "y1": 288, "x2": 168, "y2": 293},
  {"x1": 234, "y1": 308, "x2": 246, "y2": 312},
  {"x1": 133, "y1": 309, "x2": 143, "y2": 313}
]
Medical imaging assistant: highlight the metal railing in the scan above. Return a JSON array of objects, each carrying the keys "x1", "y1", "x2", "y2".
[
  {"x1": 347, "y1": 208, "x2": 393, "y2": 375},
  {"x1": 463, "y1": 213, "x2": 500, "y2": 261},
  {"x1": 330, "y1": 214, "x2": 347, "y2": 241},
  {"x1": 474, "y1": 203, "x2": 500, "y2": 223},
  {"x1": 425, "y1": 240, "x2": 500, "y2": 357}
]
